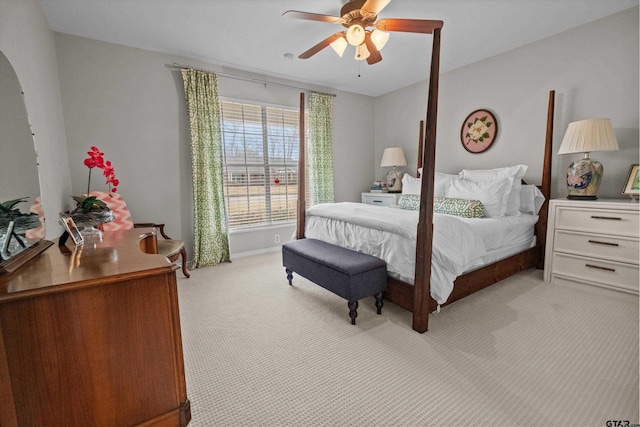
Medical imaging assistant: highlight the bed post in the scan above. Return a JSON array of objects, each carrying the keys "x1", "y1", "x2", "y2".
[
  {"x1": 413, "y1": 27, "x2": 442, "y2": 333},
  {"x1": 296, "y1": 92, "x2": 306, "y2": 240},
  {"x1": 536, "y1": 90, "x2": 554, "y2": 268}
]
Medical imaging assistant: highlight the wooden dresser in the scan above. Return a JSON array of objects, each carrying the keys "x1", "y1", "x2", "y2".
[
  {"x1": 544, "y1": 198, "x2": 639, "y2": 296},
  {"x1": 0, "y1": 229, "x2": 190, "y2": 426}
]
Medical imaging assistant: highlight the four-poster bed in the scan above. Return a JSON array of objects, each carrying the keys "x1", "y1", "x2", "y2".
[{"x1": 293, "y1": 23, "x2": 554, "y2": 333}]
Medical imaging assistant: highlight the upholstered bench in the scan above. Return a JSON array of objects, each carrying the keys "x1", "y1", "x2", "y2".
[{"x1": 282, "y1": 238, "x2": 387, "y2": 325}]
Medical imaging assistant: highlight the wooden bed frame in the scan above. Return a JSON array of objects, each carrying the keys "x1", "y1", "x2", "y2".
[{"x1": 296, "y1": 25, "x2": 555, "y2": 333}]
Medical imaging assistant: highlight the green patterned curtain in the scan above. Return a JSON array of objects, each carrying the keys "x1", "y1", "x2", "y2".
[
  {"x1": 181, "y1": 68, "x2": 230, "y2": 267},
  {"x1": 308, "y1": 92, "x2": 335, "y2": 205}
]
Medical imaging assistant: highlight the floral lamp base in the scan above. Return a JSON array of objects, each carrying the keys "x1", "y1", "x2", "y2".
[
  {"x1": 566, "y1": 157, "x2": 602, "y2": 200},
  {"x1": 386, "y1": 169, "x2": 403, "y2": 193}
]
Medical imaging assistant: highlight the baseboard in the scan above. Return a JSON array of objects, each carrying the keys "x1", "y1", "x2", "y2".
[
  {"x1": 231, "y1": 246, "x2": 281, "y2": 260},
  {"x1": 182, "y1": 246, "x2": 281, "y2": 268}
]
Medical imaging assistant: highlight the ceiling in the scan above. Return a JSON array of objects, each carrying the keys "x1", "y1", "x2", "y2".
[{"x1": 37, "y1": 0, "x2": 638, "y2": 97}]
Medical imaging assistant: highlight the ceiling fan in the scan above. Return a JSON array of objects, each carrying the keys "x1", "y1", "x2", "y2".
[{"x1": 283, "y1": 0, "x2": 443, "y2": 65}]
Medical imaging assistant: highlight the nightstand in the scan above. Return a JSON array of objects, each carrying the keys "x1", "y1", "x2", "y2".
[
  {"x1": 361, "y1": 192, "x2": 401, "y2": 206},
  {"x1": 544, "y1": 198, "x2": 639, "y2": 295}
]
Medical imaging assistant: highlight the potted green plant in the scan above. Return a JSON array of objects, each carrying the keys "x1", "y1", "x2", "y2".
[{"x1": 0, "y1": 197, "x2": 41, "y2": 233}]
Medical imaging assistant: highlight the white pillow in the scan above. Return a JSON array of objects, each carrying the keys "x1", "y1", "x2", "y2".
[
  {"x1": 445, "y1": 178, "x2": 512, "y2": 218},
  {"x1": 402, "y1": 172, "x2": 461, "y2": 196},
  {"x1": 401, "y1": 173, "x2": 421, "y2": 195},
  {"x1": 460, "y1": 165, "x2": 528, "y2": 216},
  {"x1": 519, "y1": 185, "x2": 546, "y2": 215},
  {"x1": 434, "y1": 172, "x2": 460, "y2": 197}
]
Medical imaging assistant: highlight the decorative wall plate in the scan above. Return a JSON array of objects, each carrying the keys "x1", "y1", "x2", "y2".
[{"x1": 460, "y1": 109, "x2": 498, "y2": 153}]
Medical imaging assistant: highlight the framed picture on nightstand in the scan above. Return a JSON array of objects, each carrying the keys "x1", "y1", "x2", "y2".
[{"x1": 622, "y1": 164, "x2": 639, "y2": 197}]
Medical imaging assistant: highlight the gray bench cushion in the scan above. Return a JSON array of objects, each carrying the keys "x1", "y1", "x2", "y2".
[{"x1": 282, "y1": 238, "x2": 387, "y2": 302}]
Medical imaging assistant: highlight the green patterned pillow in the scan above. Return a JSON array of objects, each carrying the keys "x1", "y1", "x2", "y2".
[
  {"x1": 434, "y1": 197, "x2": 485, "y2": 218},
  {"x1": 398, "y1": 194, "x2": 421, "y2": 210}
]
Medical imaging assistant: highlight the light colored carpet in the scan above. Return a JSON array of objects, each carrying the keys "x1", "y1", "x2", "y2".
[{"x1": 177, "y1": 251, "x2": 639, "y2": 426}]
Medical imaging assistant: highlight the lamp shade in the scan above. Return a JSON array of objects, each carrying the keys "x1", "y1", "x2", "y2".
[
  {"x1": 558, "y1": 118, "x2": 619, "y2": 154},
  {"x1": 380, "y1": 147, "x2": 407, "y2": 167},
  {"x1": 354, "y1": 43, "x2": 370, "y2": 61},
  {"x1": 346, "y1": 24, "x2": 365, "y2": 46},
  {"x1": 370, "y1": 29, "x2": 390, "y2": 50},
  {"x1": 330, "y1": 36, "x2": 347, "y2": 57}
]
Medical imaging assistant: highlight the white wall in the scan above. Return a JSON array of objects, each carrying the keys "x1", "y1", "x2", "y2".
[
  {"x1": 374, "y1": 7, "x2": 639, "y2": 200},
  {"x1": 53, "y1": 33, "x2": 375, "y2": 258},
  {"x1": 0, "y1": 0, "x2": 71, "y2": 238},
  {"x1": 6, "y1": 1, "x2": 635, "y2": 259}
]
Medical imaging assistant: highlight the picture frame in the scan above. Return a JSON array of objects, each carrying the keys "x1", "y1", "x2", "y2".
[
  {"x1": 621, "y1": 164, "x2": 640, "y2": 196},
  {"x1": 460, "y1": 109, "x2": 498, "y2": 154},
  {"x1": 60, "y1": 214, "x2": 84, "y2": 246}
]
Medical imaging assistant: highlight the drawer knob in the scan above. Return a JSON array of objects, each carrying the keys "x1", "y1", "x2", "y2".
[
  {"x1": 590, "y1": 215, "x2": 622, "y2": 221},
  {"x1": 588, "y1": 239, "x2": 619, "y2": 247},
  {"x1": 373, "y1": 200, "x2": 382, "y2": 203},
  {"x1": 585, "y1": 264, "x2": 616, "y2": 272}
]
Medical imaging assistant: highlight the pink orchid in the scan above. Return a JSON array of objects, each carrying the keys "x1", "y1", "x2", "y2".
[{"x1": 83, "y1": 147, "x2": 119, "y2": 195}]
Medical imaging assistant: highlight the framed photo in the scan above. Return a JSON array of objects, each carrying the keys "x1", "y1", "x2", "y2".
[
  {"x1": 622, "y1": 164, "x2": 640, "y2": 196},
  {"x1": 60, "y1": 214, "x2": 84, "y2": 246},
  {"x1": 460, "y1": 109, "x2": 498, "y2": 154}
]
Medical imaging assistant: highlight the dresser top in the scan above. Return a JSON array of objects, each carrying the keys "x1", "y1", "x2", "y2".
[
  {"x1": 0, "y1": 228, "x2": 174, "y2": 301},
  {"x1": 550, "y1": 198, "x2": 640, "y2": 210}
]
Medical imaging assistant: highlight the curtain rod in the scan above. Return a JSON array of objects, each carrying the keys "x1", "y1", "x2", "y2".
[{"x1": 171, "y1": 62, "x2": 336, "y2": 97}]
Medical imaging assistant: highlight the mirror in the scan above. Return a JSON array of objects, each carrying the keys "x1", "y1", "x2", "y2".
[{"x1": 0, "y1": 50, "x2": 51, "y2": 275}]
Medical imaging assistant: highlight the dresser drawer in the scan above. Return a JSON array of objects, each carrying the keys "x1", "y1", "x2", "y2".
[
  {"x1": 555, "y1": 207, "x2": 639, "y2": 237},
  {"x1": 362, "y1": 194, "x2": 396, "y2": 206},
  {"x1": 551, "y1": 252, "x2": 639, "y2": 294},
  {"x1": 554, "y1": 230, "x2": 639, "y2": 265}
]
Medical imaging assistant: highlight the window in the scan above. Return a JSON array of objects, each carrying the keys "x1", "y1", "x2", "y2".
[{"x1": 220, "y1": 100, "x2": 299, "y2": 229}]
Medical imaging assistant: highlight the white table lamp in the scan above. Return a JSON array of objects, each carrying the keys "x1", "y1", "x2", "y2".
[
  {"x1": 380, "y1": 147, "x2": 407, "y2": 193},
  {"x1": 558, "y1": 118, "x2": 619, "y2": 200}
]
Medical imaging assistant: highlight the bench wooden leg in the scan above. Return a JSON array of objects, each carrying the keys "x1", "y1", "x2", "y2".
[
  {"x1": 285, "y1": 268, "x2": 293, "y2": 285},
  {"x1": 375, "y1": 292, "x2": 383, "y2": 314},
  {"x1": 348, "y1": 300, "x2": 358, "y2": 325}
]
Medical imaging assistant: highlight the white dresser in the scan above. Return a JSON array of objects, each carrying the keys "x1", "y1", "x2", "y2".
[
  {"x1": 361, "y1": 192, "x2": 401, "y2": 206},
  {"x1": 544, "y1": 198, "x2": 639, "y2": 295}
]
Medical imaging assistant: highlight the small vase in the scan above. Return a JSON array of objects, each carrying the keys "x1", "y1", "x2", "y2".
[
  {"x1": 79, "y1": 225, "x2": 103, "y2": 239},
  {"x1": 69, "y1": 209, "x2": 114, "y2": 240}
]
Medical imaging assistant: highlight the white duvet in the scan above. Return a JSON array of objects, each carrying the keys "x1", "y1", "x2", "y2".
[{"x1": 305, "y1": 202, "x2": 538, "y2": 304}]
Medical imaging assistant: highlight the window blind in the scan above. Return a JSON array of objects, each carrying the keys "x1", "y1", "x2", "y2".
[{"x1": 220, "y1": 100, "x2": 300, "y2": 229}]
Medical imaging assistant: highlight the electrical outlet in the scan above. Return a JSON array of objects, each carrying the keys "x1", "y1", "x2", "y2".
[{"x1": 274, "y1": 234, "x2": 280, "y2": 243}]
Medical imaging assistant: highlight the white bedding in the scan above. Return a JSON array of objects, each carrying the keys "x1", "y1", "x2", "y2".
[{"x1": 305, "y1": 202, "x2": 538, "y2": 304}]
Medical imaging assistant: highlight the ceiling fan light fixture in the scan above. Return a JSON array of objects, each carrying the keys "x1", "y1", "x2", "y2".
[
  {"x1": 346, "y1": 24, "x2": 366, "y2": 46},
  {"x1": 370, "y1": 29, "x2": 389, "y2": 50},
  {"x1": 330, "y1": 35, "x2": 348, "y2": 57},
  {"x1": 354, "y1": 43, "x2": 370, "y2": 61}
]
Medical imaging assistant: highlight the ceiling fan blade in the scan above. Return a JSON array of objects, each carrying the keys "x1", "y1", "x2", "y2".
[
  {"x1": 298, "y1": 33, "x2": 344, "y2": 59},
  {"x1": 375, "y1": 18, "x2": 444, "y2": 34},
  {"x1": 364, "y1": 33, "x2": 382, "y2": 65},
  {"x1": 361, "y1": 0, "x2": 391, "y2": 15},
  {"x1": 282, "y1": 10, "x2": 342, "y2": 24}
]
